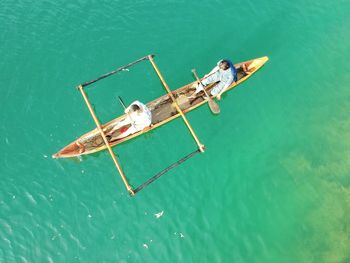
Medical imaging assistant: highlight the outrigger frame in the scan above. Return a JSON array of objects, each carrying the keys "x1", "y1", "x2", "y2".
[{"x1": 77, "y1": 54, "x2": 205, "y2": 196}]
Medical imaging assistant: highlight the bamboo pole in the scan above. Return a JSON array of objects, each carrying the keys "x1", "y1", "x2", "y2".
[
  {"x1": 77, "y1": 85, "x2": 135, "y2": 195},
  {"x1": 148, "y1": 55, "x2": 205, "y2": 152},
  {"x1": 81, "y1": 55, "x2": 152, "y2": 88}
]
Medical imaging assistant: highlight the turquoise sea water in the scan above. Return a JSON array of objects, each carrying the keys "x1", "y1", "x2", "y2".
[{"x1": 1, "y1": 0, "x2": 350, "y2": 262}]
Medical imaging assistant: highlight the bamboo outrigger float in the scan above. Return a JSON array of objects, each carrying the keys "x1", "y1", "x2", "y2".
[{"x1": 53, "y1": 54, "x2": 269, "y2": 195}]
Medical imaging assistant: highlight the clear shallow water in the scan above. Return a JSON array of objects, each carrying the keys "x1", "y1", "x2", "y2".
[{"x1": 1, "y1": 0, "x2": 350, "y2": 262}]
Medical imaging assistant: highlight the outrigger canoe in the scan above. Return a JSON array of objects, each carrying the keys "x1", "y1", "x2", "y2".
[{"x1": 53, "y1": 56, "x2": 268, "y2": 159}]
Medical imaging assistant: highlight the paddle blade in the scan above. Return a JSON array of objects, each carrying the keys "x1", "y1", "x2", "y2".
[{"x1": 208, "y1": 99, "x2": 220, "y2": 114}]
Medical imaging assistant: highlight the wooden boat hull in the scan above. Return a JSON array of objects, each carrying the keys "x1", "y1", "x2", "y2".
[{"x1": 52, "y1": 56, "x2": 268, "y2": 158}]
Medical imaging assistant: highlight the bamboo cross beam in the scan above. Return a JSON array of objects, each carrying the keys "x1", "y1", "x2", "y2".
[
  {"x1": 77, "y1": 85, "x2": 135, "y2": 195},
  {"x1": 133, "y1": 148, "x2": 201, "y2": 194},
  {"x1": 148, "y1": 55, "x2": 205, "y2": 152},
  {"x1": 81, "y1": 55, "x2": 153, "y2": 88}
]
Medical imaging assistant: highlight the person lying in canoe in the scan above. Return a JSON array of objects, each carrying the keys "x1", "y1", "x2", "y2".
[
  {"x1": 189, "y1": 59, "x2": 238, "y2": 100},
  {"x1": 106, "y1": 100, "x2": 152, "y2": 139}
]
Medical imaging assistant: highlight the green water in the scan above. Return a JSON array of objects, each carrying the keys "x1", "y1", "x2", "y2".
[{"x1": 1, "y1": 0, "x2": 350, "y2": 262}]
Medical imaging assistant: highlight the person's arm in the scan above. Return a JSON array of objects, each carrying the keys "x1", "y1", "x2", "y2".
[
  {"x1": 206, "y1": 60, "x2": 222, "y2": 76},
  {"x1": 204, "y1": 65, "x2": 220, "y2": 78},
  {"x1": 207, "y1": 66, "x2": 220, "y2": 76},
  {"x1": 124, "y1": 104, "x2": 132, "y2": 114}
]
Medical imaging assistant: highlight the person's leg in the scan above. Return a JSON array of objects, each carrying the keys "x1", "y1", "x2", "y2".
[
  {"x1": 201, "y1": 71, "x2": 220, "y2": 86},
  {"x1": 188, "y1": 72, "x2": 220, "y2": 98},
  {"x1": 115, "y1": 126, "x2": 138, "y2": 139},
  {"x1": 106, "y1": 118, "x2": 130, "y2": 135},
  {"x1": 210, "y1": 86, "x2": 220, "y2": 97},
  {"x1": 188, "y1": 83, "x2": 205, "y2": 98}
]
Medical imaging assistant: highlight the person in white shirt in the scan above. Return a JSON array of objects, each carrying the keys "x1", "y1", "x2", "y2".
[
  {"x1": 190, "y1": 59, "x2": 237, "y2": 100},
  {"x1": 107, "y1": 100, "x2": 152, "y2": 139}
]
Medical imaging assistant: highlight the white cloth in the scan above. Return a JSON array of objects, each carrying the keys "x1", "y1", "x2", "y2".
[
  {"x1": 124, "y1": 100, "x2": 152, "y2": 130},
  {"x1": 194, "y1": 83, "x2": 204, "y2": 93},
  {"x1": 114, "y1": 100, "x2": 152, "y2": 132}
]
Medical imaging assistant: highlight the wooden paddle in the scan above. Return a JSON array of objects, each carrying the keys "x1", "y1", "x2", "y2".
[
  {"x1": 191, "y1": 69, "x2": 220, "y2": 114},
  {"x1": 118, "y1": 96, "x2": 127, "y2": 109},
  {"x1": 118, "y1": 96, "x2": 137, "y2": 129}
]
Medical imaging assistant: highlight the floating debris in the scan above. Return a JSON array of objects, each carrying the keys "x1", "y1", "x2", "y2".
[
  {"x1": 174, "y1": 232, "x2": 185, "y2": 238},
  {"x1": 154, "y1": 211, "x2": 164, "y2": 218}
]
